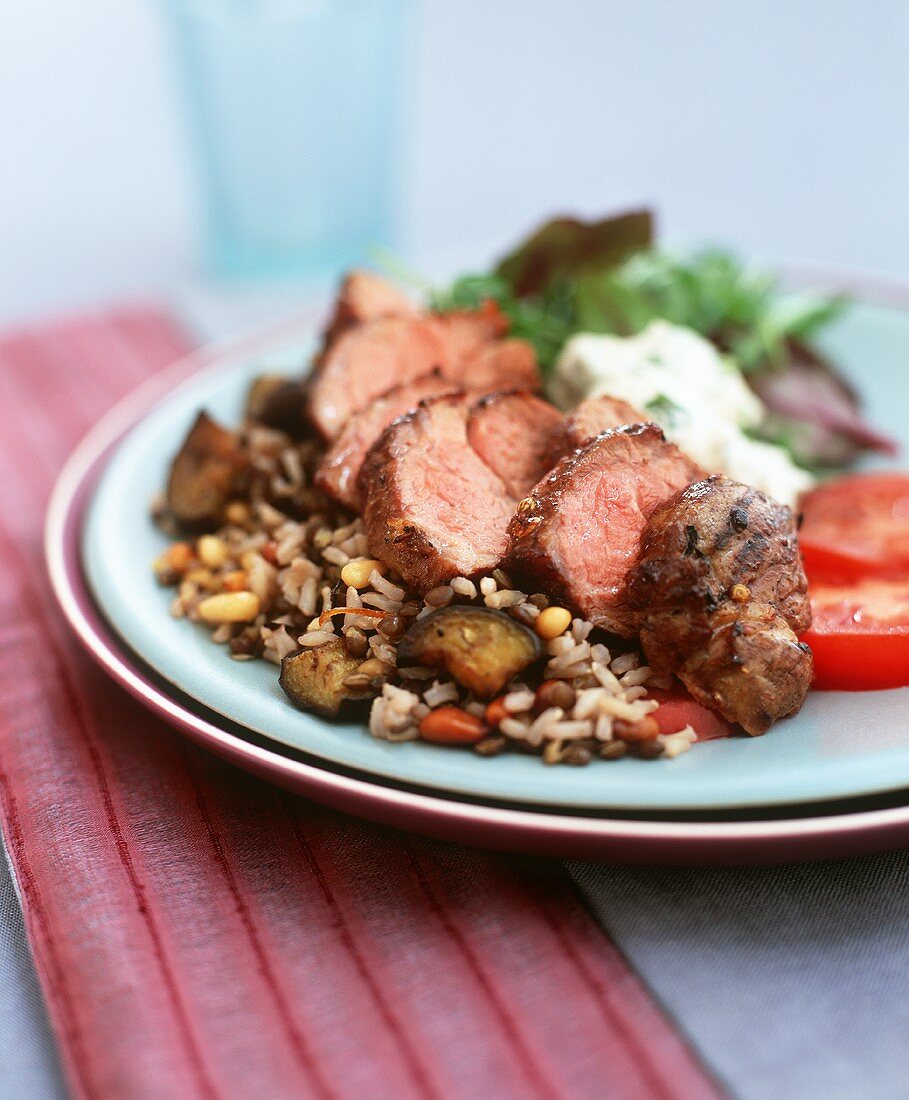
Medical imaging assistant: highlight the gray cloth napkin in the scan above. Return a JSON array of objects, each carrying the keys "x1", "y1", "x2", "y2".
[{"x1": 571, "y1": 854, "x2": 909, "y2": 1100}]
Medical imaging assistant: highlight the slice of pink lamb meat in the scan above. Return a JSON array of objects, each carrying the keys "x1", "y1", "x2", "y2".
[
  {"x1": 507, "y1": 424, "x2": 704, "y2": 634},
  {"x1": 456, "y1": 339, "x2": 541, "y2": 395},
  {"x1": 561, "y1": 394, "x2": 647, "y2": 450},
  {"x1": 314, "y1": 374, "x2": 458, "y2": 509},
  {"x1": 307, "y1": 316, "x2": 450, "y2": 440},
  {"x1": 308, "y1": 313, "x2": 542, "y2": 442},
  {"x1": 321, "y1": 269, "x2": 417, "y2": 347},
  {"x1": 359, "y1": 394, "x2": 515, "y2": 593},
  {"x1": 467, "y1": 391, "x2": 565, "y2": 499}
]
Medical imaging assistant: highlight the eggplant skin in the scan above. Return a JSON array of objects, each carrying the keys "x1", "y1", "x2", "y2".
[
  {"x1": 279, "y1": 640, "x2": 374, "y2": 719},
  {"x1": 166, "y1": 411, "x2": 247, "y2": 529},
  {"x1": 245, "y1": 374, "x2": 307, "y2": 437},
  {"x1": 396, "y1": 605, "x2": 542, "y2": 699}
]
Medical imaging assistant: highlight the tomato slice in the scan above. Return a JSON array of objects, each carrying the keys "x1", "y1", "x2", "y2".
[
  {"x1": 803, "y1": 578, "x2": 909, "y2": 690},
  {"x1": 648, "y1": 685, "x2": 734, "y2": 741},
  {"x1": 800, "y1": 473, "x2": 909, "y2": 582}
]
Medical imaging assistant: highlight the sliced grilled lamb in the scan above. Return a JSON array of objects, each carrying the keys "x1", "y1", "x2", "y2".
[
  {"x1": 628, "y1": 476, "x2": 812, "y2": 734},
  {"x1": 467, "y1": 391, "x2": 564, "y2": 499},
  {"x1": 561, "y1": 394, "x2": 646, "y2": 450},
  {"x1": 308, "y1": 305, "x2": 541, "y2": 441},
  {"x1": 360, "y1": 393, "x2": 515, "y2": 593},
  {"x1": 315, "y1": 374, "x2": 458, "y2": 509},
  {"x1": 428, "y1": 303, "x2": 510, "y2": 360},
  {"x1": 457, "y1": 339, "x2": 541, "y2": 395},
  {"x1": 507, "y1": 424, "x2": 703, "y2": 634},
  {"x1": 322, "y1": 269, "x2": 416, "y2": 347},
  {"x1": 308, "y1": 317, "x2": 449, "y2": 439}
]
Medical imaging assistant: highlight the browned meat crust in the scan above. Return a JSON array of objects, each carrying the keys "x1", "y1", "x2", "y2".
[
  {"x1": 507, "y1": 423, "x2": 703, "y2": 634},
  {"x1": 628, "y1": 475, "x2": 813, "y2": 734},
  {"x1": 467, "y1": 391, "x2": 564, "y2": 499},
  {"x1": 359, "y1": 394, "x2": 515, "y2": 593}
]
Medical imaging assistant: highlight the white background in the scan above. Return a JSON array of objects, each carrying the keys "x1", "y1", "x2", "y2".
[{"x1": 1, "y1": 0, "x2": 907, "y2": 327}]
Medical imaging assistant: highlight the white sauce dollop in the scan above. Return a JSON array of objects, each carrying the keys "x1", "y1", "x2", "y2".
[{"x1": 551, "y1": 320, "x2": 815, "y2": 506}]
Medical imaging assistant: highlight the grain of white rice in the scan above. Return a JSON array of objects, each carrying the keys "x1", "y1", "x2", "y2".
[
  {"x1": 479, "y1": 577, "x2": 497, "y2": 596},
  {"x1": 500, "y1": 717, "x2": 532, "y2": 740},
  {"x1": 370, "y1": 571, "x2": 405, "y2": 601},
  {"x1": 503, "y1": 689, "x2": 536, "y2": 713},
  {"x1": 299, "y1": 630, "x2": 335, "y2": 647},
  {"x1": 611, "y1": 652, "x2": 640, "y2": 676},
  {"x1": 485, "y1": 589, "x2": 524, "y2": 609},
  {"x1": 594, "y1": 714, "x2": 614, "y2": 741},
  {"x1": 423, "y1": 681, "x2": 459, "y2": 708},
  {"x1": 451, "y1": 577, "x2": 477, "y2": 599},
  {"x1": 661, "y1": 727, "x2": 697, "y2": 757},
  {"x1": 321, "y1": 545, "x2": 349, "y2": 566},
  {"x1": 547, "y1": 635, "x2": 577, "y2": 657},
  {"x1": 361, "y1": 592, "x2": 401, "y2": 613},
  {"x1": 592, "y1": 664, "x2": 622, "y2": 691}
]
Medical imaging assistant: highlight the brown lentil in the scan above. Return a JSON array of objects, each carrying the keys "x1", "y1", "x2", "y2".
[
  {"x1": 562, "y1": 744, "x2": 593, "y2": 766},
  {"x1": 377, "y1": 613, "x2": 405, "y2": 641},
  {"x1": 343, "y1": 629, "x2": 369, "y2": 659},
  {"x1": 614, "y1": 715, "x2": 660, "y2": 742},
  {"x1": 535, "y1": 680, "x2": 577, "y2": 714}
]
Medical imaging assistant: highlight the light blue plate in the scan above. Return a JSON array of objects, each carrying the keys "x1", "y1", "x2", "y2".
[{"x1": 83, "y1": 302, "x2": 909, "y2": 811}]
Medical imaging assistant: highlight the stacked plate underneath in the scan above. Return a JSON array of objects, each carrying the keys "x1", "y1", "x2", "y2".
[{"x1": 47, "y1": 304, "x2": 909, "y2": 864}]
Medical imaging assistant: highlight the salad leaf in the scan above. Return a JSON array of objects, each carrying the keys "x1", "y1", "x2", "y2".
[
  {"x1": 431, "y1": 210, "x2": 896, "y2": 468},
  {"x1": 494, "y1": 209, "x2": 653, "y2": 297}
]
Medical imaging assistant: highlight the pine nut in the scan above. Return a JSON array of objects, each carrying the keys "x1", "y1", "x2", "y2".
[
  {"x1": 198, "y1": 591, "x2": 261, "y2": 624},
  {"x1": 535, "y1": 606, "x2": 572, "y2": 640},
  {"x1": 197, "y1": 535, "x2": 228, "y2": 568},
  {"x1": 340, "y1": 558, "x2": 385, "y2": 589}
]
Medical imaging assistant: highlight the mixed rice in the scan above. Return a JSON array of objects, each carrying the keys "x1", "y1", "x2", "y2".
[{"x1": 153, "y1": 419, "x2": 696, "y2": 762}]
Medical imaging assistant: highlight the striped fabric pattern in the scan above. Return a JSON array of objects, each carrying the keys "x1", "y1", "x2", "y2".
[{"x1": 0, "y1": 309, "x2": 722, "y2": 1100}]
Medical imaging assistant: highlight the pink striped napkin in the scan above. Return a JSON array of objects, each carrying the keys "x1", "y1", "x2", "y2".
[{"x1": 0, "y1": 308, "x2": 721, "y2": 1099}]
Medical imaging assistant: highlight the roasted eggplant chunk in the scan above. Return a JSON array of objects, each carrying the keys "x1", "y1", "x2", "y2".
[
  {"x1": 166, "y1": 411, "x2": 247, "y2": 528},
  {"x1": 279, "y1": 639, "x2": 376, "y2": 718},
  {"x1": 245, "y1": 374, "x2": 307, "y2": 436},
  {"x1": 397, "y1": 605, "x2": 541, "y2": 699}
]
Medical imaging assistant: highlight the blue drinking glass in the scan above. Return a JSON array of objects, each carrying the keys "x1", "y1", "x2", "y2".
[{"x1": 164, "y1": 0, "x2": 410, "y2": 281}]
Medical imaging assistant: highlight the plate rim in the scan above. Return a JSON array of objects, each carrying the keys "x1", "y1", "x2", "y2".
[{"x1": 43, "y1": 280, "x2": 909, "y2": 863}]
